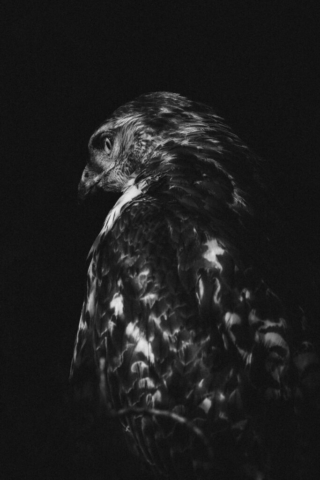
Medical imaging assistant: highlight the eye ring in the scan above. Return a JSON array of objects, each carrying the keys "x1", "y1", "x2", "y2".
[{"x1": 104, "y1": 137, "x2": 112, "y2": 154}]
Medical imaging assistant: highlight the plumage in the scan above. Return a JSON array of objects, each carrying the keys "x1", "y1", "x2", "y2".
[{"x1": 71, "y1": 92, "x2": 320, "y2": 479}]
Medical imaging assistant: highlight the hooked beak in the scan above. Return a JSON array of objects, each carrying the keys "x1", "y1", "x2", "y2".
[{"x1": 78, "y1": 165, "x2": 108, "y2": 202}]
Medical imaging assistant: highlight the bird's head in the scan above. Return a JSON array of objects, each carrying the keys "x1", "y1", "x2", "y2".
[
  {"x1": 78, "y1": 91, "x2": 258, "y2": 212},
  {"x1": 78, "y1": 92, "x2": 225, "y2": 199}
]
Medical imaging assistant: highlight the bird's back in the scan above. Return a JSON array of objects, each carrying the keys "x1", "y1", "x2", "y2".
[{"x1": 71, "y1": 92, "x2": 320, "y2": 480}]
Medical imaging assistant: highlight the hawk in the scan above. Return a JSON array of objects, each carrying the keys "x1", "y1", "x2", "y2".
[{"x1": 71, "y1": 92, "x2": 320, "y2": 480}]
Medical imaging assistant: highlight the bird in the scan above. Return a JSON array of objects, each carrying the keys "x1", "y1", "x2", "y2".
[{"x1": 70, "y1": 92, "x2": 320, "y2": 480}]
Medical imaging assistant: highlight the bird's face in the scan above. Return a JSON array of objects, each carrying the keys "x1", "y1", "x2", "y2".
[
  {"x1": 78, "y1": 92, "x2": 211, "y2": 200},
  {"x1": 78, "y1": 93, "x2": 176, "y2": 199},
  {"x1": 78, "y1": 116, "x2": 144, "y2": 199}
]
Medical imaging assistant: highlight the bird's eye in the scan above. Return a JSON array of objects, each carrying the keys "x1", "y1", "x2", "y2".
[{"x1": 104, "y1": 137, "x2": 112, "y2": 154}]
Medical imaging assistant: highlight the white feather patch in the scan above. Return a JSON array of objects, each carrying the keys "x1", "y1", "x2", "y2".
[
  {"x1": 203, "y1": 239, "x2": 225, "y2": 269},
  {"x1": 135, "y1": 337, "x2": 155, "y2": 364},
  {"x1": 89, "y1": 180, "x2": 147, "y2": 256},
  {"x1": 101, "y1": 180, "x2": 146, "y2": 235},
  {"x1": 110, "y1": 293, "x2": 124, "y2": 316}
]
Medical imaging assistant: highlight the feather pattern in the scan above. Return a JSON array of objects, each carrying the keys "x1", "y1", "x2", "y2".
[{"x1": 71, "y1": 92, "x2": 320, "y2": 480}]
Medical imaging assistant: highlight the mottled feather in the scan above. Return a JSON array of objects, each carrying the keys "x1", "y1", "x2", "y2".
[{"x1": 71, "y1": 93, "x2": 320, "y2": 480}]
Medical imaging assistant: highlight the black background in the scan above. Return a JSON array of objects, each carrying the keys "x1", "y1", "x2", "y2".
[{"x1": 1, "y1": 1, "x2": 320, "y2": 479}]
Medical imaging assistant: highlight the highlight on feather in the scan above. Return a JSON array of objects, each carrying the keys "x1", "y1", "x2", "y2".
[{"x1": 71, "y1": 92, "x2": 320, "y2": 480}]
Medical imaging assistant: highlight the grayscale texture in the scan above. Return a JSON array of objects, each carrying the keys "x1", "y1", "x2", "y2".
[{"x1": 71, "y1": 93, "x2": 320, "y2": 480}]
